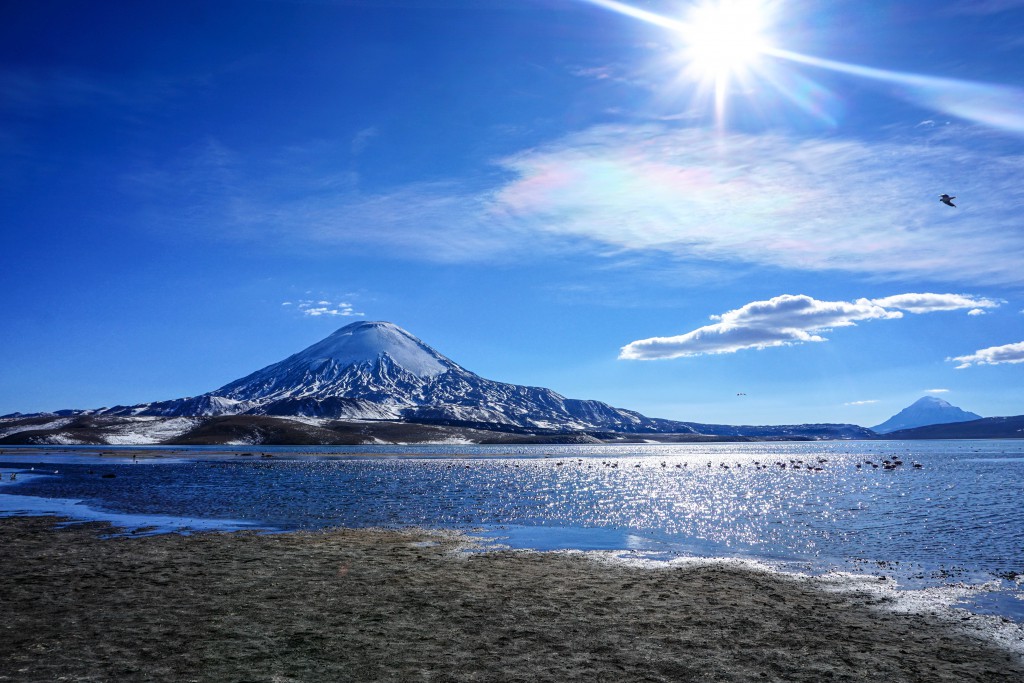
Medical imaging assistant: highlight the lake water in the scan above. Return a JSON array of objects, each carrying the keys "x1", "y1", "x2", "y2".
[{"x1": 2, "y1": 440, "x2": 1023, "y2": 619}]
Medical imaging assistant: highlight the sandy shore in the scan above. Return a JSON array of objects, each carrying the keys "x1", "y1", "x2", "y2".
[{"x1": 1, "y1": 517, "x2": 1022, "y2": 682}]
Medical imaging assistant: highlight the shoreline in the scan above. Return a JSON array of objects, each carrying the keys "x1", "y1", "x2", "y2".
[
  {"x1": 2, "y1": 516, "x2": 1023, "y2": 682},
  {"x1": 3, "y1": 446, "x2": 1024, "y2": 628}
]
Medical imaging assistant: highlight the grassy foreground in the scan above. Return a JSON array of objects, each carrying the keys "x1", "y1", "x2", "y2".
[{"x1": 0, "y1": 516, "x2": 1021, "y2": 682}]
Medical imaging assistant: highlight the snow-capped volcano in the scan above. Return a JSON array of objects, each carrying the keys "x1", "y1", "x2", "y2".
[
  {"x1": 216, "y1": 321, "x2": 456, "y2": 404},
  {"x1": 6, "y1": 321, "x2": 881, "y2": 443},
  {"x1": 871, "y1": 396, "x2": 982, "y2": 434},
  {"x1": 104, "y1": 321, "x2": 693, "y2": 433}
]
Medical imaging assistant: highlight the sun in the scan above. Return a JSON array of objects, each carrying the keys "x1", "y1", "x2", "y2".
[
  {"x1": 684, "y1": 1, "x2": 769, "y2": 77},
  {"x1": 674, "y1": 0, "x2": 776, "y2": 123}
]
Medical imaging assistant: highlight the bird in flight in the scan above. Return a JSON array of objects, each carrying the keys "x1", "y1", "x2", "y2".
[{"x1": 939, "y1": 194, "x2": 956, "y2": 207}]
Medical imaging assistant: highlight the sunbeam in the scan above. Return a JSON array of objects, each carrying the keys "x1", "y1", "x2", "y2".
[
  {"x1": 766, "y1": 47, "x2": 1024, "y2": 134},
  {"x1": 579, "y1": 0, "x2": 1024, "y2": 134},
  {"x1": 579, "y1": 0, "x2": 685, "y2": 31}
]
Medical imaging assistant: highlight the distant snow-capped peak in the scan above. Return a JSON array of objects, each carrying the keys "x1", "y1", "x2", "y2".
[{"x1": 871, "y1": 395, "x2": 981, "y2": 434}]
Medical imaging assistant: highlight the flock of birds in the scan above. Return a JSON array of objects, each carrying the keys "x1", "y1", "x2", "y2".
[
  {"x1": 449, "y1": 457, "x2": 926, "y2": 472},
  {"x1": 856, "y1": 458, "x2": 924, "y2": 470}
]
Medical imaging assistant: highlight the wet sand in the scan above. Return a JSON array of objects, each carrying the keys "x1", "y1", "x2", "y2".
[{"x1": 1, "y1": 516, "x2": 1022, "y2": 682}]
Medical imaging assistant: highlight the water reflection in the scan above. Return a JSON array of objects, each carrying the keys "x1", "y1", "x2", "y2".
[{"x1": 2, "y1": 441, "x2": 1022, "y2": 586}]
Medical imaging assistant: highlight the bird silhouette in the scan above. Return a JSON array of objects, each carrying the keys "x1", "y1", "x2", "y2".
[{"x1": 939, "y1": 194, "x2": 956, "y2": 207}]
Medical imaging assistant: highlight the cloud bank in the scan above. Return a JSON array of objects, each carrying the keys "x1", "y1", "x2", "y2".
[
  {"x1": 620, "y1": 292, "x2": 999, "y2": 360},
  {"x1": 949, "y1": 341, "x2": 1024, "y2": 369},
  {"x1": 133, "y1": 124, "x2": 1024, "y2": 284}
]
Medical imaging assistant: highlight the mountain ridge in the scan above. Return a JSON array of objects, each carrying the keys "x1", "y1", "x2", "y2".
[
  {"x1": 96, "y1": 321, "x2": 703, "y2": 434},
  {"x1": 0, "y1": 320, "x2": 879, "y2": 444}
]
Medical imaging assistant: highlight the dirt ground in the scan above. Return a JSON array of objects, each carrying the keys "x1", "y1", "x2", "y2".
[{"x1": 1, "y1": 516, "x2": 1021, "y2": 682}]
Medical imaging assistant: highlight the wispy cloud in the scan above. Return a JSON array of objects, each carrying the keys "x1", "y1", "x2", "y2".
[
  {"x1": 924, "y1": 388, "x2": 949, "y2": 393},
  {"x1": 493, "y1": 126, "x2": 1024, "y2": 284},
  {"x1": 351, "y1": 126, "x2": 379, "y2": 156},
  {"x1": 869, "y1": 293, "x2": 1002, "y2": 314},
  {"x1": 620, "y1": 292, "x2": 998, "y2": 360},
  {"x1": 287, "y1": 299, "x2": 364, "y2": 317},
  {"x1": 845, "y1": 400, "x2": 878, "y2": 406},
  {"x1": 949, "y1": 341, "x2": 1024, "y2": 369},
  {"x1": 127, "y1": 124, "x2": 1024, "y2": 283},
  {"x1": 570, "y1": 65, "x2": 616, "y2": 81}
]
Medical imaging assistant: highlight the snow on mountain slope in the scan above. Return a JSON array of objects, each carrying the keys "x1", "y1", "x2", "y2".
[
  {"x1": 102, "y1": 321, "x2": 695, "y2": 433},
  {"x1": 211, "y1": 321, "x2": 459, "y2": 406},
  {"x1": 297, "y1": 321, "x2": 448, "y2": 377},
  {"x1": 0, "y1": 417, "x2": 75, "y2": 439}
]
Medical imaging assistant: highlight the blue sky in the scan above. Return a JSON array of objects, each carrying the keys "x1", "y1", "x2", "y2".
[{"x1": 2, "y1": 0, "x2": 1023, "y2": 426}]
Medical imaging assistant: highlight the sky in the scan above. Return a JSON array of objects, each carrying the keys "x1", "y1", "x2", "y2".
[{"x1": 2, "y1": 0, "x2": 1023, "y2": 427}]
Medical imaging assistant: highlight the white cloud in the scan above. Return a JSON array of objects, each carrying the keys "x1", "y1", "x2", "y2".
[
  {"x1": 291, "y1": 300, "x2": 364, "y2": 318},
  {"x1": 924, "y1": 388, "x2": 950, "y2": 393},
  {"x1": 491, "y1": 126, "x2": 1024, "y2": 284},
  {"x1": 967, "y1": 308, "x2": 986, "y2": 316},
  {"x1": 869, "y1": 293, "x2": 1002, "y2": 314},
  {"x1": 949, "y1": 341, "x2": 1024, "y2": 369},
  {"x1": 621, "y1": 291, "x2": 996, "y2": 360},
  {"x1": 131, "y1": 125, "x2": 1024, "y2": 283},
  {"x1": 620, "y1": 294, "x2": 900, "y2": 360},
  {"x1": 845, "y1": 400, "x2": 879, "y2": 406}
]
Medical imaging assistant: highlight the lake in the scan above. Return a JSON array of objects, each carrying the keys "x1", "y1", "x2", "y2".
[{"x1": 2, "y1": 439, "x2": 1022, "y2": 619}]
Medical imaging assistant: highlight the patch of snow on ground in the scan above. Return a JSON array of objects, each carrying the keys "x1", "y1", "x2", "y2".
[
  {"x1": 0, "y1": 418, "x2": 74, "y2": 439},
  {"x1": 45, "y1": 433, "x2": 87, "y2": 445},
  {"x1": 279, "y1": 416, "x2": 331, "y2": 427},
  {"x1": 818, "y1": 572, "x2": 1024, "y2": 660},
  {"x1": 103, "y1": 417, "x2": 202, "y2": 445}
]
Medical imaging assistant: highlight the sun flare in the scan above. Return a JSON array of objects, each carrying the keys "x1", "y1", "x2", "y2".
[
  {"x1": 674, "y1": 0, "x2": 776, "y2": 125},
  {"x1": 682, "y1": 1, "x2": 770, "y2": 79}
]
